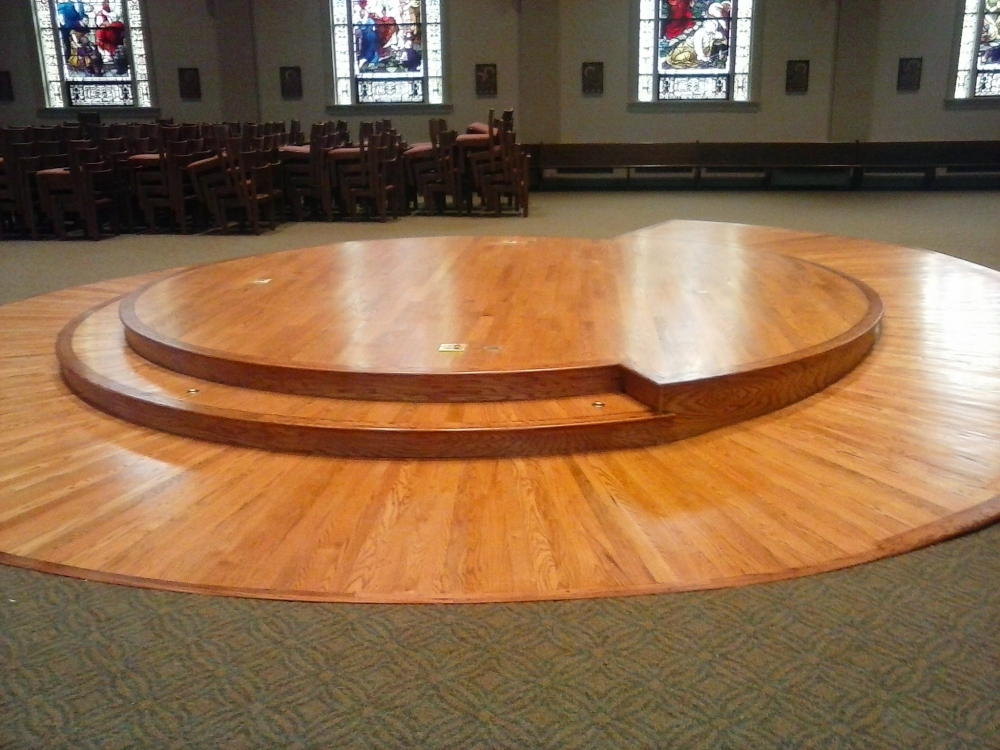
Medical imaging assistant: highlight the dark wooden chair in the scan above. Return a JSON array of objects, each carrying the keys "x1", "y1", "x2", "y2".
[
  {"x1": 285, "y1": 122, "x2": 336, "y2": 221},
  {"x1": 479, "y1": 126, "x2": 529, "y2": 217},
  {"x1": 135, "y1": 139, "x2": 207, "y2": 233},
  {"x1": 341, "y1": 132, "x2": 401, "y2": 222},
  {"x1": 0, "y1": 140, "x2": 42, "y2": 239},
  {"x1": 209, "y1": 138, "x2": 280, "y2": 233},
  {"x1": 416, "y1": 129, "x2": 465, "y2": 215},
  {"x1": 46, "y1": 147, "x2": 120, "y2": 240},
  {"x1": 187, "y1": 154, "x2": 231, "y2": 230},
  {"x1": 404, "y1": 117, "x2": 447, "y2": 212}
]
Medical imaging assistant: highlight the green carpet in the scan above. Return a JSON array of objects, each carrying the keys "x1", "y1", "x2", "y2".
[
  {"x1": 2, "y1": 191, "x2": 999, "y2": 748},
  {"x1": 2, "y1": 523, "x2": 998, "y2": 749}
]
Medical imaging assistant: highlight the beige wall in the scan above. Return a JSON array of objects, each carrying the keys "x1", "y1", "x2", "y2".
[
  {"x1": 868, "y1": 0, "x2": 1000, "y2": 141},
  {"x1": 0, "y1": 0, "x2": 228, "y2": 124},
  {"x1": 0, "y1": 0, "x2": 47, "y2": 126},
  {"x1": 2, "y1": 0, "x2": 999, "y2": 142},
  {"x1": 145, "y1": 0, "x2": 225, "y2": 123},
  {"x1": 829, "y1": 0, "x2": 878, "y2": 142},
  {"x1": 555, "y1": 0, "x2": 839, "y2": 143},
  {"x1": 251, "y1": 0, "x2": 519, "y2": 144}
]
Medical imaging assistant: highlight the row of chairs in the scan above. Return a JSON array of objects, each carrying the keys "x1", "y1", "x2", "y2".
[
  {"x1": 0, "y1": 113, "x2": 529, "y2": 239},
  {"x1": 0, "y1": 120, "x2": 294, "y2": 238},
  {"x1": 412, "y1": 109, "x2": 529, "y2": 217},
  {"x1": 284, "y1": 110, "x2": 529, "y2": 224}
]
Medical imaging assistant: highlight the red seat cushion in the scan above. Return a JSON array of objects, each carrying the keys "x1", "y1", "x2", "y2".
[
  {"x1": 127, "y1": 153, "x2": 162, "y2": 164},
  {"x1": 327, "y1": 147, "x2": 361, "y2": 160},
  {"x1": 466, "y1": 122, "x2": 490, "y2": 135},
  {"x1": 456, "y1": 133, "x2": 489, "y2": 146},
  {"x1": 278, "y1": 144, "x2": 311, "y2": 155},
  {"x1": 403, "y1": 142, "x2": 433, "y2": 157}
]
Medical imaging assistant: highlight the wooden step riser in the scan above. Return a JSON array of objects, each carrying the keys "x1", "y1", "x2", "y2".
[{"x1": 122, "y1": 322, "x2": 624, "y2": 402}]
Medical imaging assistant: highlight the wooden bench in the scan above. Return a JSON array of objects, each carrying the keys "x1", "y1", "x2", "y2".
[{"x1": 534, "y1": 141, "x2": 1000, "y2": 190}]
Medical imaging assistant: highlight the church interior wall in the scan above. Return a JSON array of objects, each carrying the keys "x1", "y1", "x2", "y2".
[
  {"x1": 867, "y1": 0, "x2": 1000, "y2": 141},
  {"x1": 553, "y1": 0, "x2": 839, "y2": 143},
  {"x1": 250, "y1": 0, "x2": 520, "y2": 145},
  {"x1": 0, "y1": 0, "x2": 998, "y2": 142}
]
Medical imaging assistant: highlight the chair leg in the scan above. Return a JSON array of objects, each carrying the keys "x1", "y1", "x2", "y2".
[
  {"x1": 52, "y1": 199, "x2": 68, "y2": 240},
  {"x1": 85, "y1": 203, "x2": 100, "y2": 240},
  {"x1": 175, "y1": 194, "x2": 188, "y2": 235}
]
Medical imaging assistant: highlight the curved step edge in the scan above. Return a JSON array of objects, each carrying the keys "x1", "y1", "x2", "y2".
[
  {"x1": 120, "y1": 283, "x2": 623, "y2": 403},
  {"x1": 58, "y1": 305, "x2": 677, "y2": 459}
]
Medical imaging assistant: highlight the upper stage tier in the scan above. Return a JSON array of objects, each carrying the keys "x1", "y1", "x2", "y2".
[{"x1": 118, "y1": 235, "x2": 881, "y2": 406}]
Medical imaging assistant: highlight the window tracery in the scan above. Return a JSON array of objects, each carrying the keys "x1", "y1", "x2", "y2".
[
  {"x1": 330, "y1": 0, "x2": 444, "y2": 105},
  {"x1": 31, "y1": 0, "x2": 152, "y2": 108},
  {"x1": 636, "y1": 0, "x2": 754, "y2": 102}
]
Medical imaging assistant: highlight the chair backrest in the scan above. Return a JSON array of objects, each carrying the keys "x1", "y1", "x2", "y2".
[
  {"x1": 3, "y1": 127, "x2": 33, "y2": 144},
  {"x1": 100, "y1": 136, "x2": 127, "y2": 156},
  {"x1": 159, "y1": 125, "x2": 183, "y2": 148},
  {"x1": 435, "y1": 129, "x2": 457, "y2": 156},
  {"x1": 428, "y1": 118, "x2": 447, "y2": 142},
  {"x1": 332, "y1": 121, "x2": 350, "y2": 147},
  {"x1": 358, "y1": 121, "x2": 374, "y2": 144},
  {"x1": 66, "y1": 139, "x2": 94, "y2": 158},
  {"x1": 33, "y1": 140, "x2": 63, "y2": 158},
  {"x1": 32, "y1": 126, "x2": 59, "y2": 143},
  {"x1": 308, "y1": 122, "x2": 326, "y2": 145},
  {"x1": 68, "y1": 124, "x2": 87, "y2": 140},
  {"x1": 435, "y1": 129, "x2": 459, "y2": 187},
  {"x1": 213, "y1": 125, "x2": 232, "y2": 150},
  {"x1": 70, "y1": 146, "x2": 102, "y2": 170}
]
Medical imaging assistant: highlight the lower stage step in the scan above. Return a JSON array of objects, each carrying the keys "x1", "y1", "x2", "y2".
[{"x1": 57, "y1": 300, "x2": 676, "y2": 458}]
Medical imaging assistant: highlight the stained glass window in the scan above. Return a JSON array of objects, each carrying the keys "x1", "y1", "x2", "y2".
[
  {"x1": 330, "y1": 0, "x2": 443, "y2": 105},
  {"x1": 955, "y1": 0, "x2": 1000, "y2": 98},
  {"x1": 637, "y1": 0, "x2": 754, "y2": 102},
  {"x1": 31, "y1": 0, "x2": 152, "y2": 108}
]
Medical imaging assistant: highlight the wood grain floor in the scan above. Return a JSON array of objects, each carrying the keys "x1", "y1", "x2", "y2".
[{"x1": 1, "y1": 221, "x2": 999, "y2": 602}]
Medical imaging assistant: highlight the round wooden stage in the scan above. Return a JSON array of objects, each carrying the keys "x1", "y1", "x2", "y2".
[
  {"x1": 60, "y1": 236, "x2": 880, "y2": 458},
  {"x1": 1, "y1": 221, "x2": 999, "y2": 603}
]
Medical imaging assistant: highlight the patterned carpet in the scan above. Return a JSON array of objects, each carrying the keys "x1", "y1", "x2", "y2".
[{"x1": 2, "y1": 522, "x2": 997, "y2": 748}]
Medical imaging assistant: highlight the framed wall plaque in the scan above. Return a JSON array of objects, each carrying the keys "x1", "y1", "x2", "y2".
[
  {"x1": 475, "y1": 63, "x2": 497, "y2": 97},
  {"x1": 178, "y1": 68, "x2": 201, "y2": 100},
  {"x1": 0, "y1": 71, "x2": 13, "y2": 102},
  {"x1": 280, "y1": 66, "x2": 303, "y2": 99},
  {"x1": 897, "y1": 57, "x2": 922, "y2": 92},
  {"x1": 785, "y1": 60, "x2": 810, "y2": 94},
  {"x1": 582, "y1": 62, "x2": 604, "y2": 96}
]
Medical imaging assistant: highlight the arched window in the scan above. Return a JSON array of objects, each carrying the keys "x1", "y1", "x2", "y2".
[
  {"x1": 329, "y1": 0, "x2": 444, "y2": 105},
  {"x1": 955, "y1": 0, "x2": 1000, "y2": 98},
  {"x1": 31, "y1": 0, "x2": 152, "y2": 108},
  {"x1": 636, "y1": 0, "x2": 755, "y2": 102}
]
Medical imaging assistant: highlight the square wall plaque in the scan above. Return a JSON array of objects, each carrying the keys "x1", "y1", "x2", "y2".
[
  {"x1": 785, "y1": 60, "x2": 810, "y2": 94},
  {"x1": 897, "y1": 57, "x2": 922, "y2": 92},
  {"x1": 582, "y1": 62, "x2": 604, "y2": 95},
  {"x1": 280, "y1": 66, "x2": 303, "y2": 99},
  {"x1": 178, "y1": 67, "x2": 201, "y2": 100},
  {"x1": 475, "y1": 63, "x2": 497, "y2": 97}
]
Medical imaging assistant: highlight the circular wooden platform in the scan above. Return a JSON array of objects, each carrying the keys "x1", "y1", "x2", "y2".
[
  {"x1": 1, "y1": 222, "x2": 999, "y2": 603},
  {"x1": 57, "y1": 236, "x2": 880, "y2": 458}
]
